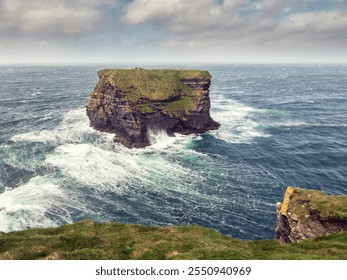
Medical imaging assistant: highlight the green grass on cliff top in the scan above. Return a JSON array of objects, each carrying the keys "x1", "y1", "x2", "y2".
[
  {"x1": 97, "y1": 69, "x2": 211, "y2": 102},
  {"x1": 288, "y1": 188, "x2": 347, "y2": 220},
  {"x1": 1, "y1": 220, "x2": 346, "y2": 260}
]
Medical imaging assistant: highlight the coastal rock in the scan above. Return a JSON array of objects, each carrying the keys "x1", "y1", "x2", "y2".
[
  {"x1": 86, "y1": 69, "x2": 220, "y2": 148},
  {"x1": 275, "y1": 187, "x2": 347, "y2": 242},
  {"x1": 0, "y1": 164, "x2": 36, "y2": 190}
]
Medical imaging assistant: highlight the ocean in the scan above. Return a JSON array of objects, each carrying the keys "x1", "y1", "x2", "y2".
[{"x1": 0, "y1": 64, "x2": 346, "y2": 240}]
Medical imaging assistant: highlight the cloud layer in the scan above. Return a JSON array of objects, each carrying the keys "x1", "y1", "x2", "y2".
[
  {"x1": 0, "y1": 0, "x2": 115, "y2": 35},
  {"x1": 1, "y1": 0, "x2": 347, "y2": 63},
  {"x1": 123, "y1": 0, "x2": 347, "y2": 44}
]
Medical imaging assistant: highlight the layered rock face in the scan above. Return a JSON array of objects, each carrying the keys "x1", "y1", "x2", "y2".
[
  {"x1": 87, "y1": 69, "x2": 220, "y2": 148},
  {"x1": 275, "y1": 187, "x2": 347, "y2": 242}
]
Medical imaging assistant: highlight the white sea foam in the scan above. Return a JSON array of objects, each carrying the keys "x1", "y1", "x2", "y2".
[
  {"x1": 43, "y1": 139, "x2": 207, "y2": 199},
  {"x1": 45, "y1": 143, "x2": 143, "y2": 192},
  {"x1": 210, "y1": 98, "x2": 269, "y2": 143},
  {"x1": 272, "y1": 121, "x2": 347, "y2": 128},
  {"x1": 147, "y1": 129, "x2": 177, "y2": 149},
  {"x1": 0, "y1": 176, "x2": 69, "y2": 232},
  {"x1": 11, "y1": 108, "x2": 113, "y2": 145},
  {"x1": 10, "y1": 108, "x2": 205, "y2": 195},
  {"x1": 274, "y1": 121, "x2": 308, "y2": 127},
  {"x1": 30, "y1": 90, "x2": 42, "y2": 97},
  {"x1": 6, "y1": 105, "x2": 256, "y2": 229}
]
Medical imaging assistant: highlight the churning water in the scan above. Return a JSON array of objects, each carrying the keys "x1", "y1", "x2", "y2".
[{"x1": 0, "y1": 64, "x2": 346, "y2": 240}]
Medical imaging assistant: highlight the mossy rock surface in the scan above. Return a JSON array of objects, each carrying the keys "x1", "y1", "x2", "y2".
[
  {"x1": 98, "y1": 69, "x2": 211, "y2": 103},
  {"x1": 281, "y1": 187, "x2": 347, "y2": 221}
]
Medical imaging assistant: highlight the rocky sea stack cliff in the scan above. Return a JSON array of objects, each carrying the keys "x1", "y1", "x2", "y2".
[
  {"x1": 86, "y1": 68, "x2": 220, "y2": 148},
  {"x1": 275, "y1": 187, "x2": 347, "y2": 242}
]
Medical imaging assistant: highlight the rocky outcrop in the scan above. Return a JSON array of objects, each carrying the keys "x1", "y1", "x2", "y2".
[
  {"x1": 275, "y1": 187, "x2": 347, "y2": 242},
  {"x1": 0, "y1": 164, "x2": 36, "y2": 190},
  {"x1": 86, "y1": 68, "x2": 220, "y2": 148}
]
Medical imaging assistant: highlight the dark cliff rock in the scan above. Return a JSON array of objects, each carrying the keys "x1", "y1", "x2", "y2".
[
  {"x1": 275, "y1": 187, "x2": 347, "y2": 242},
  {"x1": 86, "y1": 69, "x2": 220, "y2": 148}
]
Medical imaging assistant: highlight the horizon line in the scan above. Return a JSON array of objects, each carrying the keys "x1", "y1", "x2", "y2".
[{"x1": 1, "y1": 61, "x2": 347, "y2": 67}]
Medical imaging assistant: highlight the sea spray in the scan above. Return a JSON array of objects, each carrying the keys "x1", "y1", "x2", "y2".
[{"x1": 147, "y1": 129, "x2": 176, "y2": 148}]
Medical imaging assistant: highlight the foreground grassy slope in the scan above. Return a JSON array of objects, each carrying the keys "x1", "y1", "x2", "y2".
[{"x1": 0, "y1": 220, "x2": 346, "y2": 260}]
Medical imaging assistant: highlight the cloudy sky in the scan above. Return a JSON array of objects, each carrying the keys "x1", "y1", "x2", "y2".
[{"x1": 0, "y1": 0, "x2": 347, "y2": 64}]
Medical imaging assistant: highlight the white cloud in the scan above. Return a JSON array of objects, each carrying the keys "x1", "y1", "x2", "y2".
[
  {"x1": 122, "y1": 0, "x2": 182, "y2": 24},
  {"x1": 1, "y1": 0, "x2": 346, "y2": 63},
  {"x1": 0, "y1": 0, "x2": 117, "y2": 35},
  {"x1": 284, "y1": 10, "x2": 347, "y2": 33},
  {"x1": 123, "y1": 0, "x2": 224, "y2": 32},
  {"x1": 123, "y1": 0, "x2": 347, "y2": 45}
]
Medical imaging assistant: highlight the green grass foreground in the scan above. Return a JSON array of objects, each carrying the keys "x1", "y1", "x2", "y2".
[{"x1": 0, "y1": 221, "x2": 346, "y2": 260}]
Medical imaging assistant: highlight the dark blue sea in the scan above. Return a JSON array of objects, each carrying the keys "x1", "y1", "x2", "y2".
[{"x1": 0, "y1": 64, "x2": 346, "y2": 240}]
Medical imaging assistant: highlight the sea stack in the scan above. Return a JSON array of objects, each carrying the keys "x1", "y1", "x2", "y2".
[
  {"x1": 275, "y1": 187, "x2": 347, "y2": 242},
  {"x1": 86, "y1": 68, "x2": 220, "y2": 148}
]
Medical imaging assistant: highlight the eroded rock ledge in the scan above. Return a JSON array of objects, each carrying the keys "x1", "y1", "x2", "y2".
[
  {"x1": 275, "y1": 187, "x2": 347, "y2": 242},
  {"x1": 86, "y1": 68, "x2": 220, "y2": 148}
]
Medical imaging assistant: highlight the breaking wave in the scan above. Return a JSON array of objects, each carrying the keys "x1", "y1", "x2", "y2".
[
  {"x1": 210, "y1": 98, "x2": 270, "y2": 143},
  {"x1": 0, "y1": 176, "x2": 70, "y2": 232}
]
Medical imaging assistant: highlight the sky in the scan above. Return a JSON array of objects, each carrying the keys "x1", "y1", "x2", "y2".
[{"x1": 0, "y1": 0, "x2": 347, "y2": 64}]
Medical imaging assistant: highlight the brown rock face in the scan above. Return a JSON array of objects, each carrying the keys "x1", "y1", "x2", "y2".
[
  {"x1": 275, "y1": 187, "x2": 347, "y2": 243},
  {"x1": 86, "y1": 69, "x2": 220, "y2": 148}
]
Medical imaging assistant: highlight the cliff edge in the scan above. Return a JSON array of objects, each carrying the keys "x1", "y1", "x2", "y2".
[
  {"x1": 275, "y1": 187, "x2": 347, "y2": 242},
  {"x1": 1, "y1": 220, "x2": 346, "y2": 260},
  {"x1": 86, "y1": 68, "x2": 220, "y2": 148},
  {"x1": 1, "y1": 188, "x2": 347, "y2": 259}
]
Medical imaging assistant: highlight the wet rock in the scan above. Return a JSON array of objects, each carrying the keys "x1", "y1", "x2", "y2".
[{"x1": 0, "y1": 164, "x2": 36, "y2": 190}]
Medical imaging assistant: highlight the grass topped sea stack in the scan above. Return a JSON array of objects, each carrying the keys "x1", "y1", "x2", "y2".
[{"x1": 86, "y1": 68, "x2": 220, "y2": 148}]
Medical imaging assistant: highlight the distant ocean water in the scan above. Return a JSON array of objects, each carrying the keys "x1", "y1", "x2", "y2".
[{"x1": 0, "y1": 64, "x2": 346, "y2": 240}]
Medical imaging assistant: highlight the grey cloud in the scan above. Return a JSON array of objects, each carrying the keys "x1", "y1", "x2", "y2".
[
  {"x1": 122, "y1": 0, "x2": 347, "y2": 49},
  {"x1": 1, "y1": 0, "x2": 346, "y2": 63},
  {"x1": 0, "y1": 0, "x2": 117, "y2": 35},
  {"x1": 0, "y1": 0, "x2": 120, "y2": 64}
]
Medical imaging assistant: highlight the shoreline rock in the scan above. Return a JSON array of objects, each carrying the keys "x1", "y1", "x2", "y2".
[
  {"x1": 86, "y1": 68, "x2": 220, "y2": 148},
  {"x1": 275, "y1": 187, "x2": 347, "y2": 242}
]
